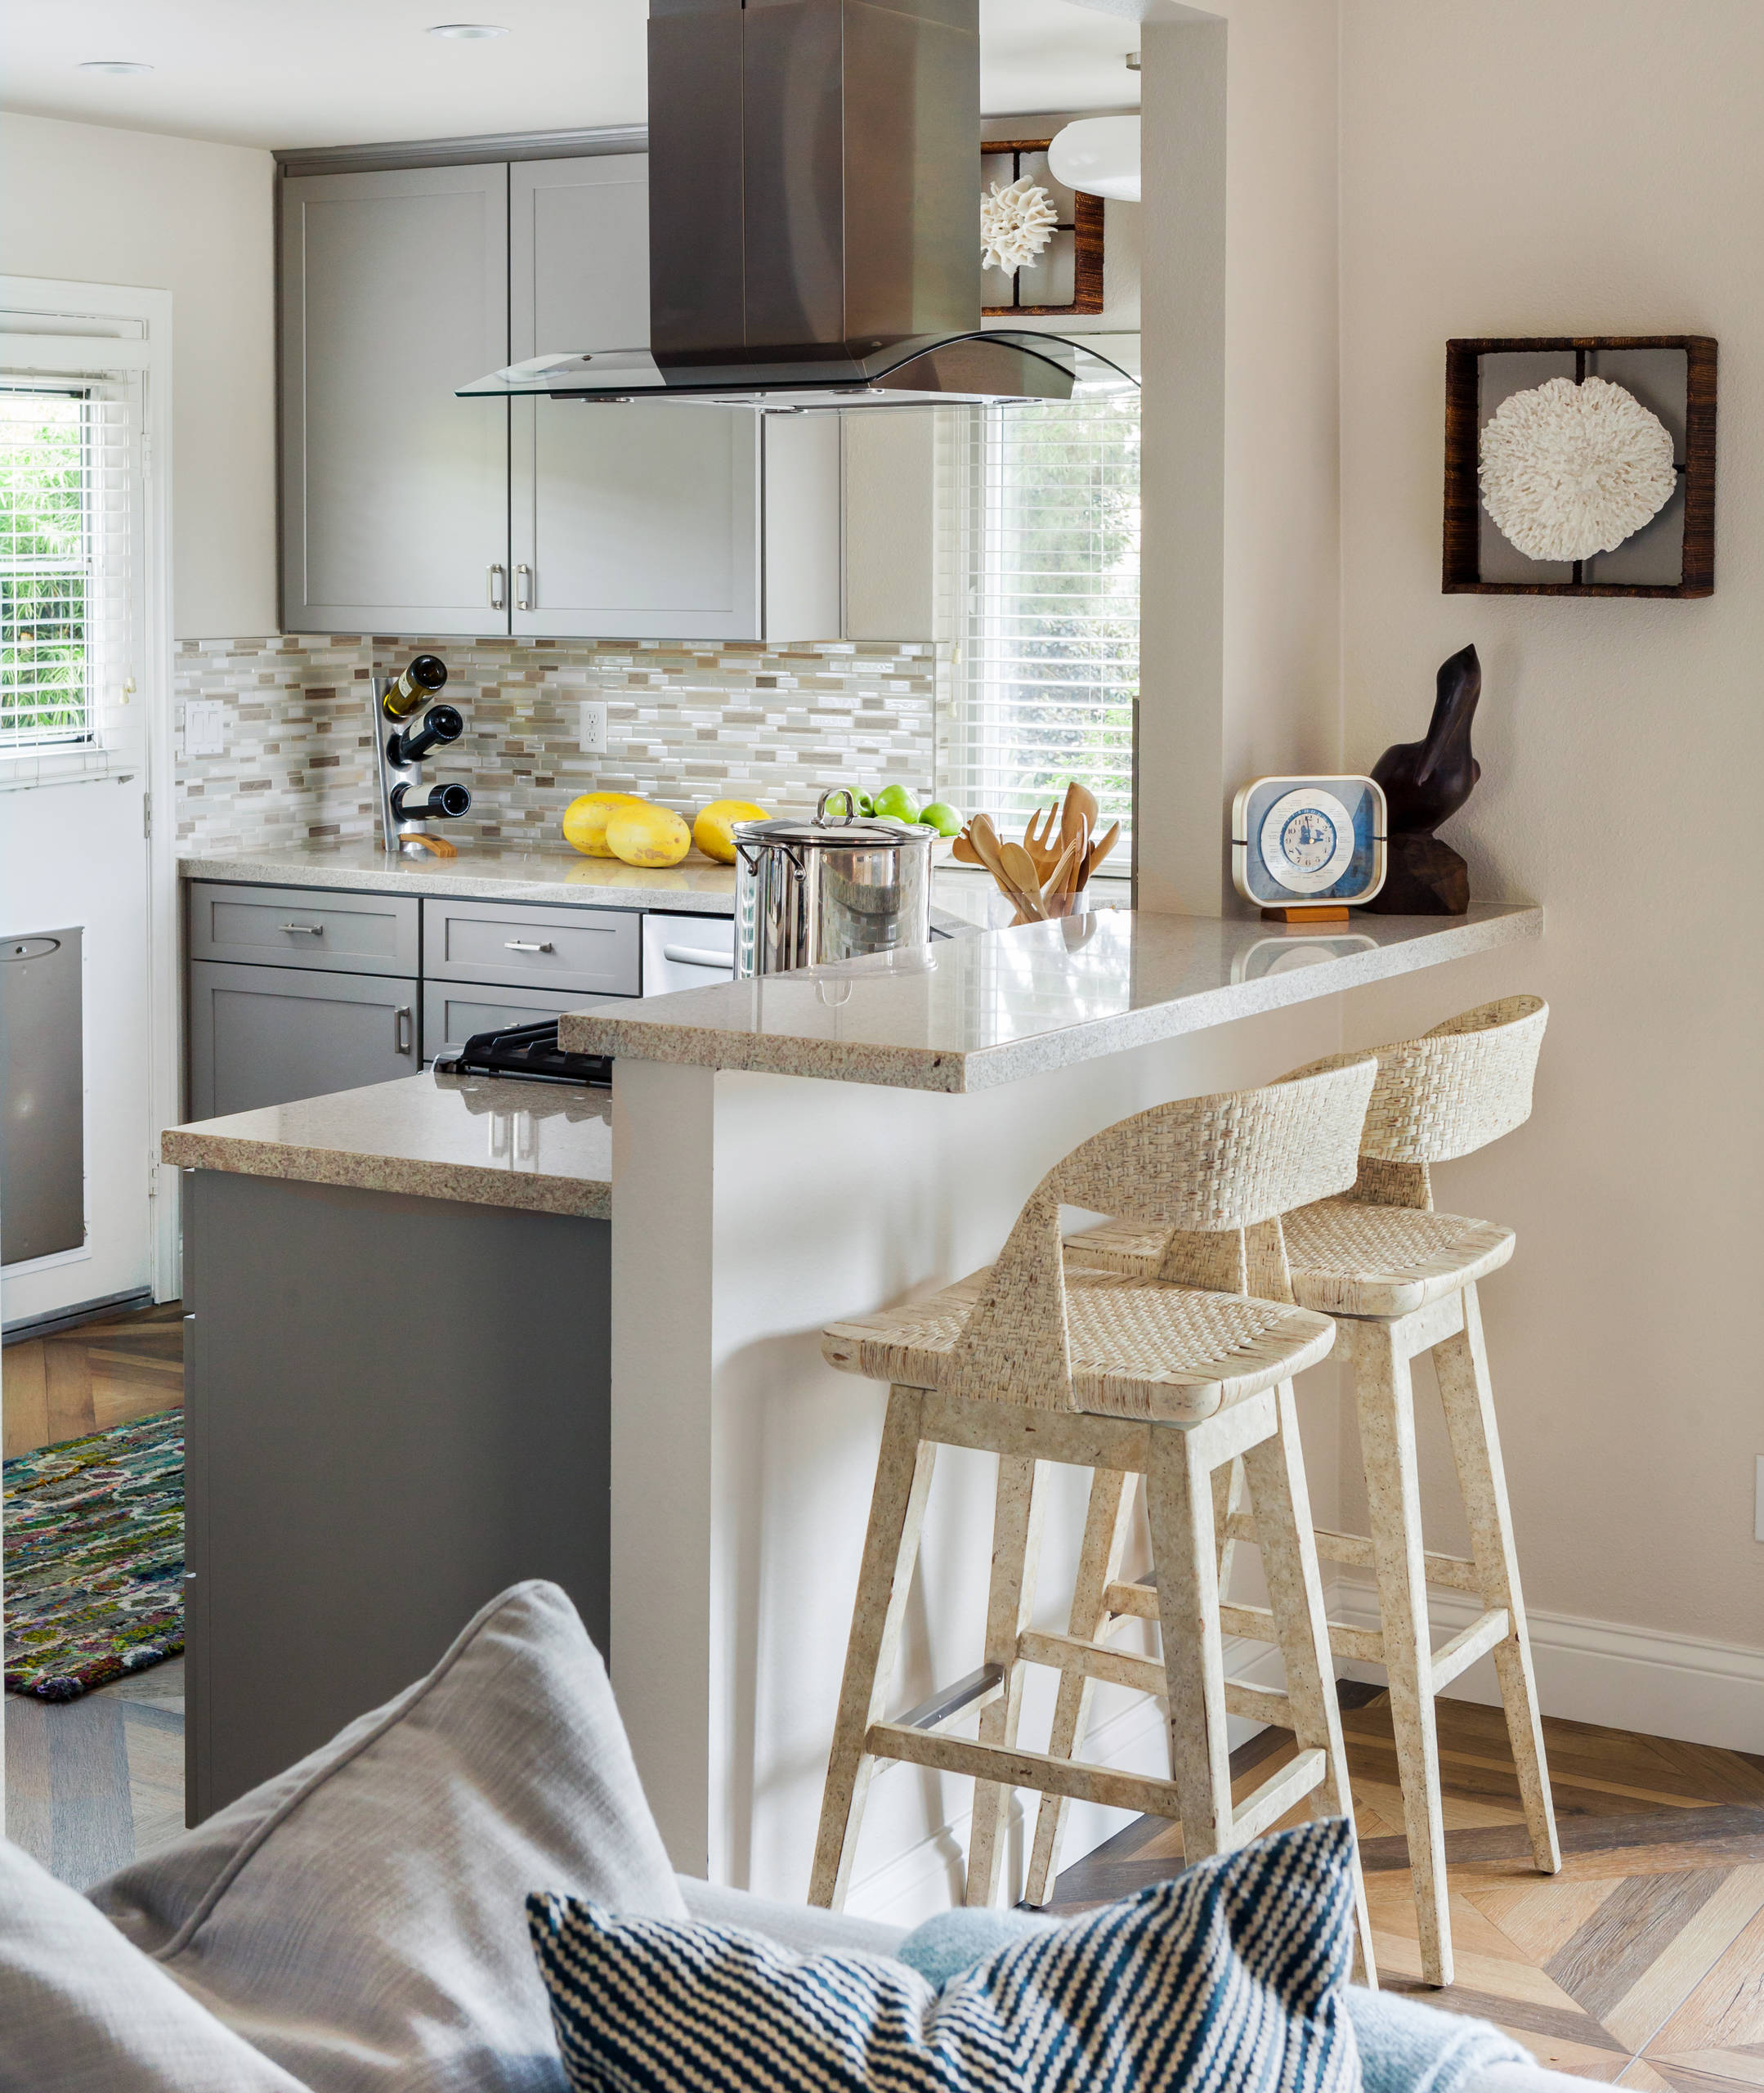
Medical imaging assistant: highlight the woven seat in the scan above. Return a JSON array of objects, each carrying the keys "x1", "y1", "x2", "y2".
[
  {"x1": 1068, "y1": 1202, "x2": 1516, "y2": 1320},
  {"x1": 825, "y1": 1266, "x2": 1336, "y2": 1423},
  {"x1": 810, "y1": 1061, "x2": 1379, "y2": 1982}
]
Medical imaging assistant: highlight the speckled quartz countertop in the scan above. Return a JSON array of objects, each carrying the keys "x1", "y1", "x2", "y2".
[
  {"x1": 559, "y1": 903, "x2": 1542, "y2": 1093},
  {"x1": 179, "y1": 838, "x2": 741, "y2": 913},
  {"x1": 161, "y1": 1073, "x2": 611, "y2": 1217},
  {"x1": 177, "y1": 839, "x2": 1108, "y2": 926}
]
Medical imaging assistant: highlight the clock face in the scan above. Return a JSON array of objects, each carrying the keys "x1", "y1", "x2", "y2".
[
  {"x1": 1259, "y1": 787, "x2": 1359, "y2": 894},
  {"x1": 1279, "y1": 808, "x2": 1337, "y2": 872}
]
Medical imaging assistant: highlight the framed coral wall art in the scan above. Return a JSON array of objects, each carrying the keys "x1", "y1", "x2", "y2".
[
  {"x1": 980, "y1": 140, "x2": 1104, "y2": 318},
  {"x1": 1443, "y1": 335, "x2": 1717, "y2": 597}
]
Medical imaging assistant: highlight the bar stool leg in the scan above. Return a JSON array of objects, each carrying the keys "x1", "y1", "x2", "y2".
[
  {"x1": 1024, "y1": 1468, "x2": 1132, "y2": 1905},
  {"x1": 1242, "y1": 1381, "x2": 1378, "y2": 1988},
  {"x1": 810, "y1": 1386, "x2": 938, "y2": 1909},
  {"x1": 1212, "y1": 1455, "x2": 1247, "y2": 1592},
  {"x1": 1145, "y1": 1420, "x2": 1234, "y2": 1862},
  {"x1": 966, "y1": 1455, "x2": 1050, "y2": 1906},
  {"x1": 1354, "y1": 1324, "x2": 1453, "y2": 1986},
  {"x1": 1434, "y1": 1284, "x2": 1560, "y2": 1878}
]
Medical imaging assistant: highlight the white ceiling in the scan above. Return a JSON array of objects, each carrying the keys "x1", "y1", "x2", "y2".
[{"x1": 1, "y1": 0, "x2": 1140, "y2": 154}]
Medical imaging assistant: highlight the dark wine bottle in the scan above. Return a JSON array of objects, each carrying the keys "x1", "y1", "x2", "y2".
[
  {"x1": 387, "y1": 702, "x2": 464, "y2": 767},
  {"x1": 381, "y1": 653, "x2": 448, "y2": 721}
]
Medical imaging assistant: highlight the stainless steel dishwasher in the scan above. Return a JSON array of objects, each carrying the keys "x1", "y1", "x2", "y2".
[{"x1": 1, "y1": 926, "x2": 84, "y2": 1263}]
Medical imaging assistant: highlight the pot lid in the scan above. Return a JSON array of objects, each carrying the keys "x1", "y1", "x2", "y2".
[{"x1": 735, "y1": 791, "x2": 938, "y2": 850}]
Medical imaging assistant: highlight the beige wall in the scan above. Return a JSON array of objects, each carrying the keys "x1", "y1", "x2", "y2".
[
  {"x1": 0, "y1": 113, "x2": 277, "y2": 637},
  {"x1": 1336, "y1": 0, "x2": 1764, "y2": 1650}
]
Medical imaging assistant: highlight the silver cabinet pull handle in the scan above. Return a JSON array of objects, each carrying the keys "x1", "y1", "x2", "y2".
[
  {"x1": 277, "y1": 921, "x2": 324, "y2": 934},
  {"x1": 504, "y1": 939, "x2": 554, "y2": 953},
  {"x1": 515, "y1": 562, "x2": 532, "y2": 611},
  {"x1": 396, "y1": 1006, "x2": 413, "y2": 1055},
  {"x1": 662, "y1": 943, "x2": 734, "y2": 969},
  {"x1": 487, "y1": 563, "x2": 507, "y2": 609}
]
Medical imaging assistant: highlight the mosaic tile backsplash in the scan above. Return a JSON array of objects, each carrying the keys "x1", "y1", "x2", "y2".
[{"x1": 174, "y1": 634, "x2": 942, "y2": 856}]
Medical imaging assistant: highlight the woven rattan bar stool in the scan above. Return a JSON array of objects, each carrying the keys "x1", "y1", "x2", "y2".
[
  {"x1": 808, "y1": 1060, "x2": 1381, "y2": 1979},
  {"x1": 1055, "y1": 997, "x2": 1559, "y2": 1986}
]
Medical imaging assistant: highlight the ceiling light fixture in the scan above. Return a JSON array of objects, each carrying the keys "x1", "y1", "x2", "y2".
[
  {"x1": 78, "y1": 60, "x2": 154, "y2": 75},
  {"x1": 426, "y1": 23, "x2": 509, "y2": 37}
]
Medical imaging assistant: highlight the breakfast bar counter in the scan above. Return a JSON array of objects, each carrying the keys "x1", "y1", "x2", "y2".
[{"x1": 581, "y1": 901, "x2": 1543, "y2": 1916}]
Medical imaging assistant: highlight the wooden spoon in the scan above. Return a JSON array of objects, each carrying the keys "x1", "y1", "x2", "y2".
[
  {"x1": 1041, "y1": 831, "x2": 1081, "y2": 911},
  {"x1": 998, "y1": 840, "x2": 1047, "y2": 919},
  {"x1": 1081, "y1": 819, "x2": 1121, "y2": 888},
  {"x1": 951, "y1": 825, "x2": 984, "y2": 865}
]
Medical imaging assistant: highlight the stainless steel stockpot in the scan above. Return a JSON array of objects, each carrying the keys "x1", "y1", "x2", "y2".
[{"x1": 733, "y1": 790, "x2": 934, "y2": 979}]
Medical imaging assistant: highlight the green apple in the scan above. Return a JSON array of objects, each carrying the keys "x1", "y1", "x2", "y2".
[
  {"x1": 871, "y1": 782, "x2": 920, "y2": 822},
  {"x1": 917, "y1": 800, "x2": 963, "y2": 837}
]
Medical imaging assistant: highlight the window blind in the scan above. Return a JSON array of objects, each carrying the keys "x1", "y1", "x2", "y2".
[
  {"x1": 0, "y1": 385, "x2": 132, "y2": 754},
  {"x1": 943, "y1": 380, "x2": 1139, "y2": 856}
]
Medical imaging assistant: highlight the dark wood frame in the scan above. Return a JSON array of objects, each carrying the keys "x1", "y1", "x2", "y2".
[
  {"x1": 981, "y1": 139, "x2": 1105, "y2": 318},
  {"x1": 1444, "y1": 335, "x2": 1717, "y2": 598}
]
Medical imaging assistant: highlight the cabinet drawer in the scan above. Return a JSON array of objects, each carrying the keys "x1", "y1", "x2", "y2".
[
  {"x1": 422, "y1": 897, "x2": 640, "y2": 997},
  {"x1": 189, "y1": 882, "x2": 419, "y2": 977},
  {"x1": 423, "y1": 980, "x2": 602, "y2": 1060}
]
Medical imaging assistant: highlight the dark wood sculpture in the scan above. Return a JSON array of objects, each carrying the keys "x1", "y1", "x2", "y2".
[{"x1": 1364, "y1": 643, "x2": 1481, "y2": 916}]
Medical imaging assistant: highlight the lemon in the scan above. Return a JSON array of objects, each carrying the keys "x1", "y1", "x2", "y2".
[
  {"x1": 692, "y1": 798, "x2": 768, "y2": 863},
  {"x1": 606, "y1": 801, "x2": 692, "y2": 867},
  {"x1": 562, "y1": 791, "x2": 643, "y2": 858}
]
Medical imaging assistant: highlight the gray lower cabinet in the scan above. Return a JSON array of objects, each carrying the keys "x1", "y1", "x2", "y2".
[
  {"x1": 190, "y1": 961, "x2": 418, "y2": 1118},
  {"x1": 182, "y1": 1168, "x2": 609, "y2": 1819},
  {"x1": 189, "y1": 881, "x2": 419, "y2": 976},
  {"x1": 422, "y1": 979, "x2": 596, "y2": 1059}
]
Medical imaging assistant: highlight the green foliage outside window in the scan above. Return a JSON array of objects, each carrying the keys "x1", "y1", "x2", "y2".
[{"x1": 1, "y1": 391, "x2": 92, "y2": 748}]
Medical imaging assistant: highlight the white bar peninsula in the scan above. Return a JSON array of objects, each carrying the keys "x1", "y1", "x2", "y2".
[{"x1": 562, "y1": 903, "x2": 1540, "y2": 1921}]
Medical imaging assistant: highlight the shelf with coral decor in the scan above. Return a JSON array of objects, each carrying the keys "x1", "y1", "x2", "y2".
[
  {"x1": 980, "y1": 140, "x2": 1104, "y2": 318},
  {"x1": 1444, "y1": 335, "x2": 1717, "y2": 598}
]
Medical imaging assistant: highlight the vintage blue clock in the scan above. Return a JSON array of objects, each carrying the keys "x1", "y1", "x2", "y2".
[{"x1": 1231, "y1": 775, "x2": 1387, "y2": 913}]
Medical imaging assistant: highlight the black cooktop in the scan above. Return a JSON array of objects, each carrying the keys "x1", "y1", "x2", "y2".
[{"x1": 432, "y1": 1020, "x2": 611, "y2": 1087}]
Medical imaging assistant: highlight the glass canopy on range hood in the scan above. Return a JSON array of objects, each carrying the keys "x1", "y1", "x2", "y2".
[{"x1": 456, "y1": 330, "x2": 1139, "y2": 411}]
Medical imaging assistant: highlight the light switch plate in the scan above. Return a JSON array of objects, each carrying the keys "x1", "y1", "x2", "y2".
[
  {"x1": 578, "y1": 700, "x2": 608, "y2": 755},
  {"x1": 186, "y1": 700, "x2": 226, "y2": 757}
]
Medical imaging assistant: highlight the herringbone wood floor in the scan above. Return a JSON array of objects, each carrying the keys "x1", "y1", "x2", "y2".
[
  {"x1": 2, "y1": 1302, "x2": 184, "y2": 1459},
  {"x1": 1046, "y1": 1685, "x2": 1764, "y2": 2090}
]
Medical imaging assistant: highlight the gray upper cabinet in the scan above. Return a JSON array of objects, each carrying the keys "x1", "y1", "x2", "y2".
[
  {"x1": 280, "y1": 146, "x2": 845, "y2": 644},
  {"x1": 281, "y1": 164, "x2": 510, "y2": 635},
  {"x1": 510, "y1": 155, "x2": 767, "y2": 641}
]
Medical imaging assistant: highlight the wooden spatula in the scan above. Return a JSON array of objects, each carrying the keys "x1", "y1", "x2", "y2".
[{"x1": 1081, "y1": 819, "x2": 1120, "y2": 887}]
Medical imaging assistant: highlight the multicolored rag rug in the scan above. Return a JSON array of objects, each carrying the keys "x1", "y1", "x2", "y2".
[{"x1": 2, "y1": 1409, "x2": 184, "y2": 1701}]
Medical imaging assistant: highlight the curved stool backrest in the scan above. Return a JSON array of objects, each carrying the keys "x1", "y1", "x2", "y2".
[
  {"x1": 944, "y1": 1058, "x2": 1377, "y2": 1408},
  {"x1": 1285, "y1": 996, "x2": 1547, "y2": 1211}
]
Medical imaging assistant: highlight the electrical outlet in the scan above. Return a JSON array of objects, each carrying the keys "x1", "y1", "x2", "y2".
[
  {"x1": 1756, "y1": 1455, "x2": 1763, "y2": 1543},
  {"x1": 186, "y1": 700, "x2": 226, "y2": 757},
  {"x1": 578, "y1": 700, "x2": 609, "y2": 755}
]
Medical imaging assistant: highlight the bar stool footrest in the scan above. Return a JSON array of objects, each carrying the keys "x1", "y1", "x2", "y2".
[
  {"x1": 1017, "y1": 1626, "x2": 1298, "y2": 1731},
  {"x1": 865, "y1": 1722, "x2": 1187, "y2": 1821}
]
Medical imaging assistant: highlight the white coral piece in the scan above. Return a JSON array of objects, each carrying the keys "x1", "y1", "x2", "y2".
[
  {"x1": 1480, "y1": 375, "x2": 1677, "y2": 562},
  {"x1": 980, "y1": 177, "x2": 1059, "y2": 274}
]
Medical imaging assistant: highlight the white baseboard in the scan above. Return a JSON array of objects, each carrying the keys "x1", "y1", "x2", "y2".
[
  {"x1": 845, "y1": 1634, "x2": 1292, "y2": 1927},
  {"x1": 1332, "y1": 1572, "x2": 1764, "y2": 1757}
]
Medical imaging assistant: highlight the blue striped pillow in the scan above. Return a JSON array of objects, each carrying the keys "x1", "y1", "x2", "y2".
[{"x1": 530, "y1": 1817, "x2": 1362, "y2": 2093}]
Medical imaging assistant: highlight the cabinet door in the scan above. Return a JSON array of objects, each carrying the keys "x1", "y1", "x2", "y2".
[
  {"x1": 509, "y1": 155, "x2": 762, "y2": 640},
  {"x1": 282, "y1": 164, "x2": 510, "y2": 635},
  {"x1": 190, "y1": 962, "x2": 418, "y2": 1119}
]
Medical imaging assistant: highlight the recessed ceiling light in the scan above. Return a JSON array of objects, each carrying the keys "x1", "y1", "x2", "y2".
[
  {"x1": 78, "y1": 60, "x2": 154, "y2": 75},
  {"x1": 427, "y1": 22, "x2": 509, "y2": 37}
]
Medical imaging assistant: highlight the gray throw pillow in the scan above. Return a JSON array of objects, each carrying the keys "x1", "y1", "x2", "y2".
[
  {"x1": 0, "y1": 1837, "x2": 307, "y2": 2093},
  {"x1": 90, "y1": 1580, "x2": 686, "y2": 2093}
]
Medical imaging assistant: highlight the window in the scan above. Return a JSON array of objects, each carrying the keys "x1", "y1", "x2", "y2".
[
  {"x1": 943, "y1": 374, "x2": 1139, "y2": 858},
  {"x1": 0, "y1": 386, "x2": 128, "y2": 752}
]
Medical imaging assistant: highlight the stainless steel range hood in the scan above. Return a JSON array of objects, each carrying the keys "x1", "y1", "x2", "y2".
[{"x1": 458, "y1": 0, "x2": 1135, "y2": 410}]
